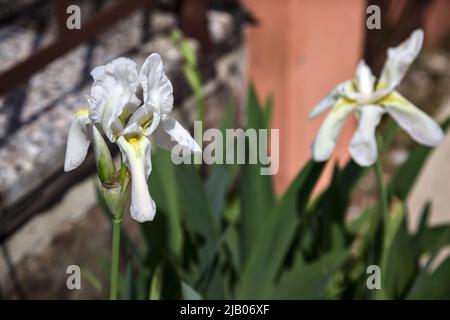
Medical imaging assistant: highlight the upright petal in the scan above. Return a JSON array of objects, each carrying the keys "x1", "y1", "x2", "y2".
[
  {"x1": 311, "y1": 98, "x2": 356, "y2": 162},
  {"x1": 117, "y1": 136, "x2": 156, "y2": 222},
  {"x1": 64, "y1": 110, "x2": 91, "y2": 172},
  {"x1": 88, "y1": 57, "x2": 140, "y2": 142},
  {"x1": 139, "y1": 53, "x2": 174, "y2": 115},
  {"x1": 349, "y1": 105, "x2": 385, "y2": 166},
  {"x1": 309, "y1": 83, "x2": 344, "y2": 119},
  {"x1": 377, "y1": 29, "x2": 424, "y2": 92},
  {"x1": 382, "y1": 91, "x2": 444, "y2": 146},
  {"x1": 355, "y1": 60, "x2": 375, "y2": 97},
  {"x1": 153, "y1": 116, "x2": 201, "y2": 154}
]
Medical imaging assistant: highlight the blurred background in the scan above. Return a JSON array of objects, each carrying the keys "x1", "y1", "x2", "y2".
[{"x1": 0, "y1": 0, "x2": 449, "y2": 299}]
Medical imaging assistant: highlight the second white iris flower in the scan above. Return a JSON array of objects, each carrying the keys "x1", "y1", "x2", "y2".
[{"x1": 310, "y1": 29, "x2": 444, "y2": 167}]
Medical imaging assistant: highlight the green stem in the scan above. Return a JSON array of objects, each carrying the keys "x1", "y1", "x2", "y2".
[
  {"x1": 110, "y1": 218, "x2": 122, "y2": 300},
  {"x1": 374, "y1": 156, "x2": 388, "y2": 223}
]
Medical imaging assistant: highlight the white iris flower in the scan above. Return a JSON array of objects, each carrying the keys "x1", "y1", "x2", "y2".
[
  {"x1": 310, "y1": 29, "x2": 444, "y2": 167},
  {"x1": 64, "y1": 53, "x2": 201, "y2": 222}
]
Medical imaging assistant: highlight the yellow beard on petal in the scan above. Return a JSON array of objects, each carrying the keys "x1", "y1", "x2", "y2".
[{"x1": 126, "y1": 136, "x2": 146, "y2": 155}]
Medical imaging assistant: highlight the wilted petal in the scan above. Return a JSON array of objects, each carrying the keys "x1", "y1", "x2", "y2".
[
  {"x1": 64, "y1": 110, "x2": 91, "y2": 172},
  {"x1": 349, "y1": 105, "x2": 385, "y2": 166},
  {"x1": 117, "y1": 136, "x2": 156, "y2": 222},
  {"x1": 153, "y1": 116, "x2": 201, "y2": 154},
  {"x1": 309, "y1": 83, "x2": 343, "y2": 119},
  {"x1": 139, "y1": 53, "x2": 174, "y2": 115},
  {"x1": 383, "y1": 91, "x2": 444, "y2": 146},
  {"x1": 88, "y1": 57, "x2": 140, "y2": 142},
  {"x1": 311, "y1": 98, "x2": 356, "y2": 162},
  {"x1": 377, "y1": 29, "x2": 424, "y2": 92}
]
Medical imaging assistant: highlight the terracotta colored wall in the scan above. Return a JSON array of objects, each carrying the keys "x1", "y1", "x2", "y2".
[{"x1": 243, "y1": 0, "x2": 365, "y2": 193}]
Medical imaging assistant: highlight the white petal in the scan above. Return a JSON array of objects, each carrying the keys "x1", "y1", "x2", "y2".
[
  {"x1": 122, "y1": 122, "x2": 145, "y2": 137},
  {"x1": 139, "y1": 53, "x2": 174, "y2": 115},
  {"x1": 378, "y1": 29, "x2": 424, "y2": 92},
  {"x1": 126, "y1": 107, "x2": 161, "y2": 136},
  {"x1": 355, "y1": 60, "x2": 375, "y2": 97},
  {"x1": 311, "y1": 98, "x2": 356, "y2": 162},
  {"x1": 349, "y1": 105, "x2": 385, "y2": 167},
  {"x1": 88, "y1": 57, "x2": 140, "y2": 142},
  {"x1": 383, "y1": 91, "x2": 444, "y2": 146},
  {"x1": 153, "y1": 116, "x2": 201, "y2": 154},
  {"x1": 117, "y1": 136, "x2": 156, "y2": 222},
  {"x1": 64, "y1": 112, "x2": 91, "y2": 172},
  {"x1": 309, "y1": 83, "x2": 343, "y2": 119}
]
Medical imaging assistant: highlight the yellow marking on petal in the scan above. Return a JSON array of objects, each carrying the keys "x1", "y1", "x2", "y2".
[
  {"x1": 119, "y1": 109, "x2": 132, "y2": 124},
  {"x1": 377, "y1": 91, "x2": 403, "y2": 106},
  {"x1": 75, "y1": 108, "x2": 89, "y2": 118},
  {"x1": 375, "y1": 80, "x2": 388, "y2": 91},
  {"x1": 141, "y1": 114, "x2": 153, "y2": 130},
  {"x1": 333, "y1": 96, "x2": 356, "y2": 111},
  {"x1": 126, "y1": 136, "x2": 145, "y2": 155},
  {"x1": 128, "y1": 137, "x2": 140, "y2": 144}
]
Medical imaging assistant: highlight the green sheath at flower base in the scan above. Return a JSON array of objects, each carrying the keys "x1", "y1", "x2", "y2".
[
  {"x1": 103, "y1": 184, "x2": 129, "y2": 220},
  {"x1": 92, "y1": 125, "x2": 116, "y2": 183}
]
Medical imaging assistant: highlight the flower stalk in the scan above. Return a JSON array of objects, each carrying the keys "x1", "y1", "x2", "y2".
[{"x1": 110, "y1": 217, "x2": 121, "y2": 300}]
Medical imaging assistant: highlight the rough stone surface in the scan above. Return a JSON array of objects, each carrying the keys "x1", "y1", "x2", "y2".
[{"x1": 0, "y1": 9, "x2": 237, "y2": 214}]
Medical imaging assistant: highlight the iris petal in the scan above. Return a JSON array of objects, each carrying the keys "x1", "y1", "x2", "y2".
[{"x1": 117, "y1": 136, "x2": 156, "y2": 222}]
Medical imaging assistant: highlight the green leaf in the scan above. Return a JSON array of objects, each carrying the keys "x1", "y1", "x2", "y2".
[
  {"x1": 272, "y1": 249, "x2": 348, "y2": 299},
  {"x1": 182, "y1": 282, "x2": 203, "y2": 300},
  {"x1": 239, "y1": 84, "x2": 275, "y2": 262},
  {"x1": 407, "y1": 255, "x2": 450, "y2": 299},
  {"x1": 176, "y1": 164, "x2": 223, "y2": 298},
  {"x1": 81, "y1": 268, "x2": 103, "y2": 294},
  {"x1": 376, "y1": 204, "x2": 418, "y2": 299},
  {"x1": 148, "y1": 149, "x2": 183, "y2": 260},
  {"x1": 418, "y1": 225, "x2": 450, "y2": 255},
  {"x1": 205, "y1": 164, "x2": 231, "y2": 218},
  {"x1": 125, "y1": 260, "x2": 137, "y2": 300},
  {"x1": 236, "y1": 161, "x2": 324, "y2": 299}
]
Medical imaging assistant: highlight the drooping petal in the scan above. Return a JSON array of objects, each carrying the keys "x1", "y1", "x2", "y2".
[
  {"x1": 88, "y1": 57, "x2": 141, "y2": 142},
  {"x1": 311, "y1": 98, "x2": 356, "y2": 162},
  {"x1": 153, "y1": 116, "x2": 201, "y2": 154},
  {"x1": 64, "y1": 110, "x2": 91, "y2": 172},
  {"x1": 355, "y1": 60, "x2": 375, "y2": 97},
  {"x1": 349, "y1": 105, "x2": 385, "y2": 167},
  {"x1": 309, "y1": 83, "x2": 344, "y2": 119},
  {"x1": 117, "y1": 136, "x2": 156, "y2": 222},
  {"x1": 139, "y1": 53, "x2": 174, "y2": 115},
  {"x1": 377, "y1": 29, "x2": 424, "y2": 92},
  {"x1": 382, "y1": 91, "x2": 444, "y2": 146}
]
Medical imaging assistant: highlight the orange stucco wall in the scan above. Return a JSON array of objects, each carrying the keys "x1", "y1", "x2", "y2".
[{"x1": 243, "y1": 0, "x2": 365, "y2": 193}]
